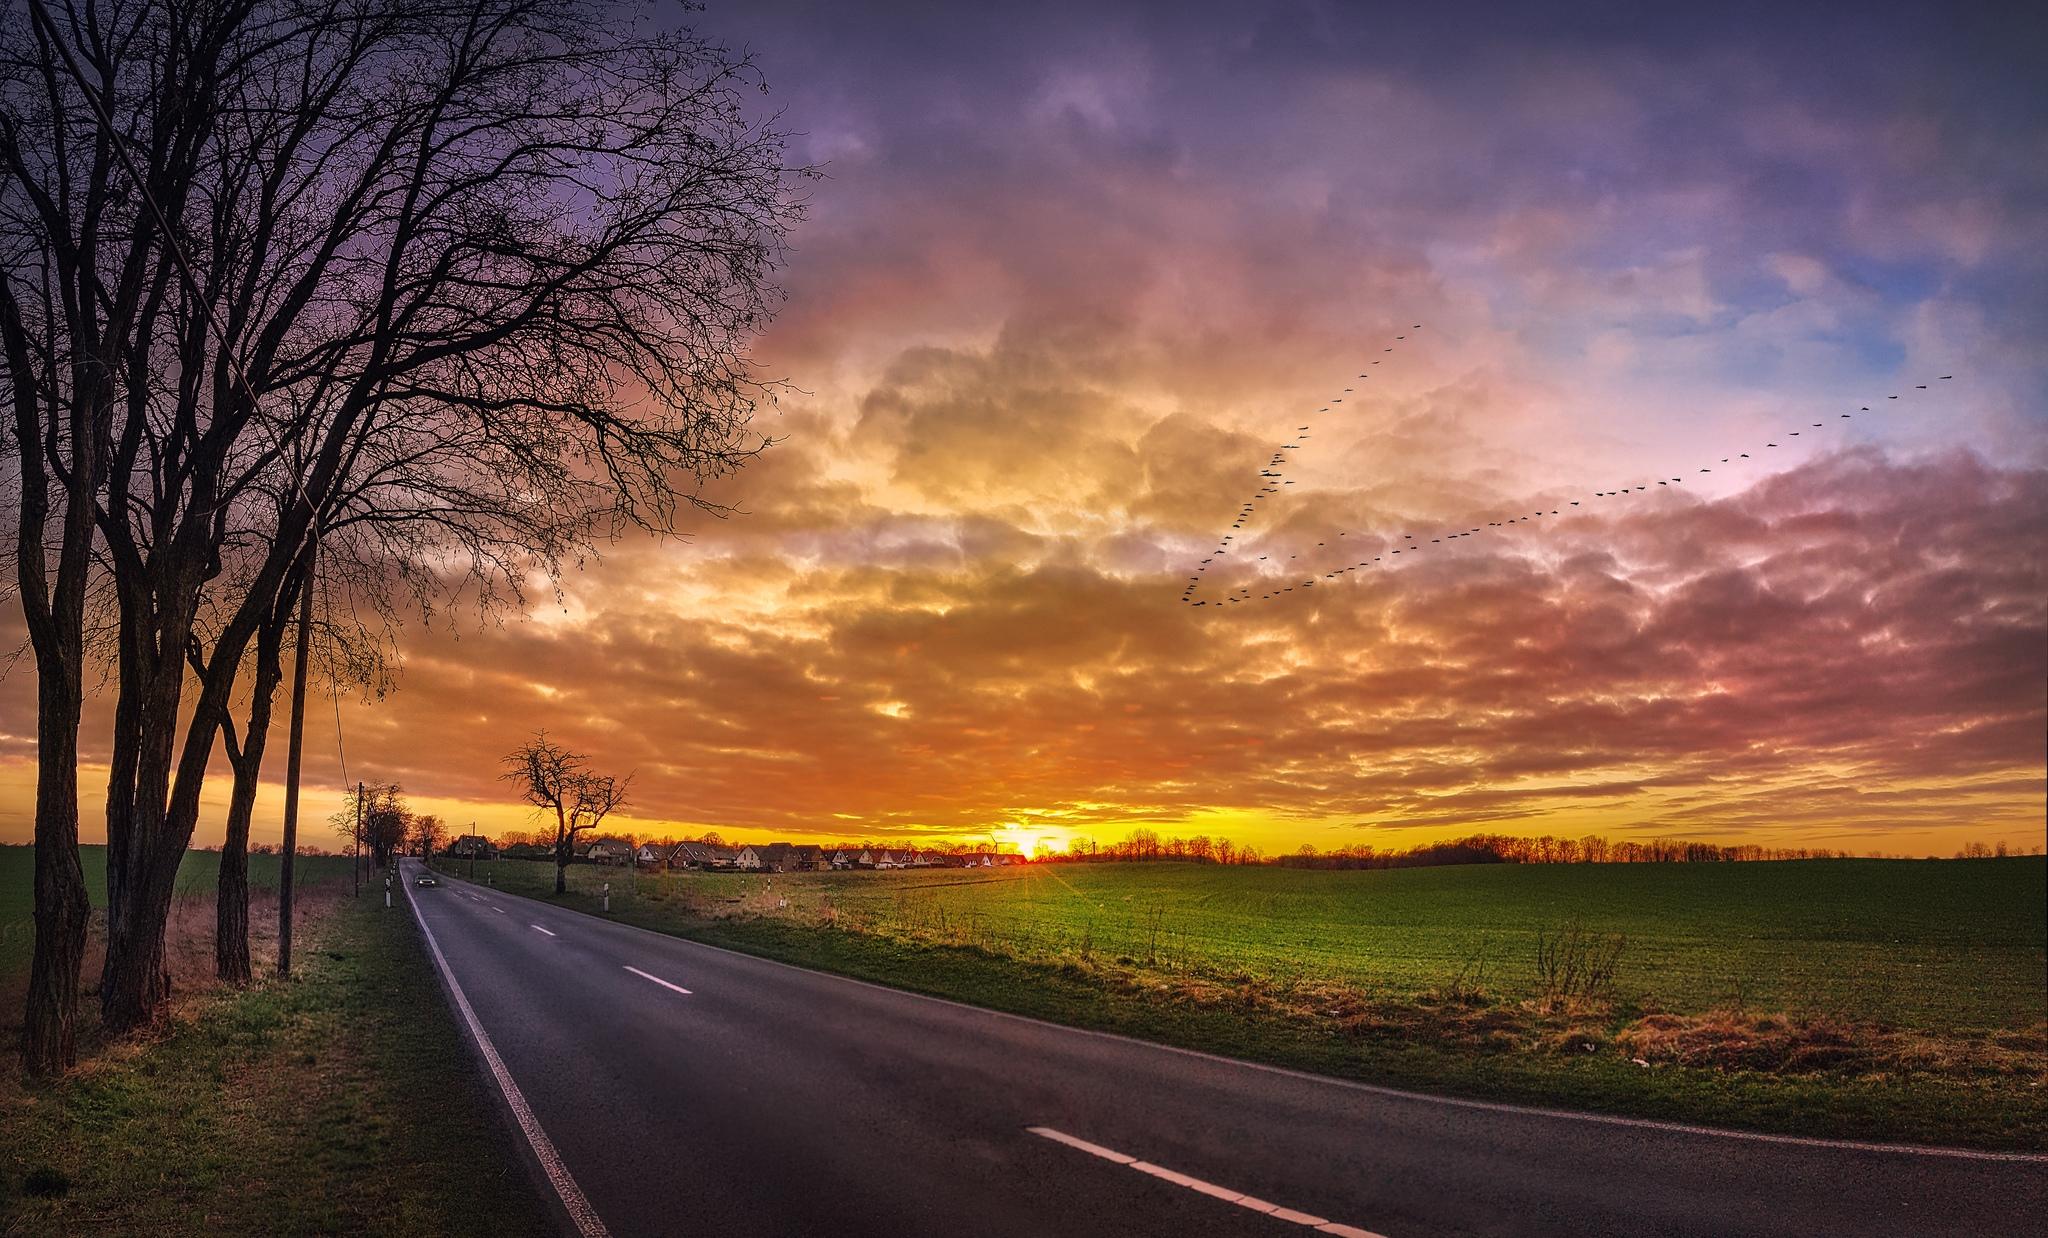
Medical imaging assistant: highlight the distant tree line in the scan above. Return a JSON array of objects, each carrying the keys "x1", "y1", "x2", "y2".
[
  {"x1": 1953, "y1": 841, "x2": 2034, "y2": 859},
  {"x1": 1040, "y1": 829, "x2": 1266, "y2": 866},
  {"x1": 1041, "y1": 830, "x2": 2043, "y2": 870},
  {"x1": 1268, "y1": 834, "x2": 1865, "y2": 869}
]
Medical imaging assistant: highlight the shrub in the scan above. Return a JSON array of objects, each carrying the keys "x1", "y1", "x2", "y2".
[{"x1": 1533, "y1": 921, "x2": 1626, "y2": 1009}]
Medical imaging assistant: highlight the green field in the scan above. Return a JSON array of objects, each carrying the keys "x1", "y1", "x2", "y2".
[
  {"x1": 447, "y1": 855, "x2": 2048, "y2": 1148},
  {"x1": 470, "y1": 857, "x2": 2048, "y2": 1030},
  {"x1": 0, "y1": 844, "x2": 356, "y2": 981}
]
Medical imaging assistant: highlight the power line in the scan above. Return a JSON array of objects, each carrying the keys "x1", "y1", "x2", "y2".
[{"x1": 1181, "y1": 326, "x2": 1953, "y2": 609}]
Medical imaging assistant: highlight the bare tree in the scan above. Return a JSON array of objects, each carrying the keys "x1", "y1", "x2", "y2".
[
  {"x1": 409, "y1": 813, "x2": 448, "y2": 859},
  {"x1": 3, "y1": 0, "x2": 803, "y2": 1043},
  {"x1": 363, "y1": 785, "x2": 408, "y2": 869},
  {"x1": 0, "y1": 0, "x2": 213, "y2": 1070},
  {"x1": 501, "y1": 733, "x2": 629, "y2": 894},
  {"x1": 205, "y1": 545, "x2": 312, "y2": 986}
]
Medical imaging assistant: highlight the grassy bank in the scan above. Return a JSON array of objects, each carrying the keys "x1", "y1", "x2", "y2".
[
  {"x1": 0, "y1": 887, "x2": 553, "y2": 1236},
  {"x1": 447, "y1": 856, "x2": 2048, "y2": 1151}
]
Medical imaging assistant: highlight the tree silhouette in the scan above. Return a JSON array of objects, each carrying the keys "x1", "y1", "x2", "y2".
[
  {"x1": 3, "y1": 0, "x2": 803, "y2": 1057},
  {"x1": 502, "y1": 734, "x2": 630, "y2": 895}
]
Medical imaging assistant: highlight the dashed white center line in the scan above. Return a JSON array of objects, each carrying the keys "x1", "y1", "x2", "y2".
[
  {"x1": 1026, "y1": 1126, "x2": 1386, "y2": 1237},
  {"x1": 492, "y1": 906, "x2": 506, "y2": 914},
  {"x1": 530, "y1": 924, "x2": 557, "y2": 937},
  {"x1": 623, "y1": 965, "x2": 692, "y2": 995}
]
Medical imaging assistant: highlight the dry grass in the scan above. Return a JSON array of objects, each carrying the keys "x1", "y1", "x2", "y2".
[
  {"x1": 0, "y1": 881, "x2": 348, "y2": 1098},
  {"x1": 1533, "y1": 921, "x2": 1626, "y2": 1010},
  {"x1": 1613, "y1": 1010, "x2": 2048, "y2": 1079}
]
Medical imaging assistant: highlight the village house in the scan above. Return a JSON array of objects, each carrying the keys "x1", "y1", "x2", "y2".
[
  {"x1": 711, "y1": 843, "x2": 1022, "y2": 874},
  {"x1": 669, "y1": 841, "x2": 740, "y2": 870},
  {"x1": 449, "y1": 834, "x2": 497, "y2": 859},
  {"x1": 584, "y1": 839, "x2": 632, "y2": 865},
  {"x1": 737, "y1": 843, "x2": 791, "y2": 871}
]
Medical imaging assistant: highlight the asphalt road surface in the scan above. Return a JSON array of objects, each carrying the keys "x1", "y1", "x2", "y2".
[{"x1": 398, "y1": 860, "x2": 2047, "y2": 1238}]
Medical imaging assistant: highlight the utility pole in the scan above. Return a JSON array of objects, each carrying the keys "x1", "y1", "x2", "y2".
[
  {"x1": 277, "y1": 543, "x2": 316, "y2": 978},
  {"x1": 352, "y1": 781, "x2": 364, "y2": 897}
]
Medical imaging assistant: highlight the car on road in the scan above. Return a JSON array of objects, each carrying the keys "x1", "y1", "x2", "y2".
[{"x1": 414, "y1": 874, "x2": 440, "y2": 887}]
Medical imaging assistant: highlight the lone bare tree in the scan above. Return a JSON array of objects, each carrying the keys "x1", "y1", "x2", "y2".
[
  {"x1": 408, "y1": 814, "x2": 448, "y2": 859},
  {"x1": 4, "y1": 0, "x2": 803, "y2": 1060},
  {"x1": 502, "y1": 734, "x2": 629, "y2": 894}
]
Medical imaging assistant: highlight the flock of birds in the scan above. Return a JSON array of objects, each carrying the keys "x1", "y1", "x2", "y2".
[{"x1": 1180, "y1": 324, "x2": 1953, "y2": 608}]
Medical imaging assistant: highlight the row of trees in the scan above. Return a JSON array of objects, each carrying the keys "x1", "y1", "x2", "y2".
[
  {"x1": 1954, "y1": 841, "x2": 2036, "y2": 859},
  {"x1": 4, "y1": 0, "x2": 800, "y2": 1071},
  {"x1": 1268, "y1": 834, "x2": 1865, "y2": 869},
  {"x1": 1046, "y1": 830, "x2": 1267, "y2": 866},
  {"x1": 1044, "y1": 830, "x2": 2040, "y2": 870},
  {"x1": 329, "y1": 782, "x2": 444, "y2": 869}
]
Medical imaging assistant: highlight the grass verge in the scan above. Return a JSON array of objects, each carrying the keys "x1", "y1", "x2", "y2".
[
  {"x1": 447, "y1": 858, "x2": 2048, "y2": 1152},
  {"x1": 0, "y1": 889, "x2": 554, "y2": 1236}
]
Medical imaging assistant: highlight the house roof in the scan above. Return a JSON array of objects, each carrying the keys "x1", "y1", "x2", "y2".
[{"x1": 670, "y1": 841, "x2": 738, "y2": 863}]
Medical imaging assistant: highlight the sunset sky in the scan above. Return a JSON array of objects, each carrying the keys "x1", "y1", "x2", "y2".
[{"x1": 2, "y1": 0, "x2": 2043, "y2": 858}]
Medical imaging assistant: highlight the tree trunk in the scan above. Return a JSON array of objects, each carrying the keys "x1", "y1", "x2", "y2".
[
  {"x1": 100, "y1": 647, "x2": 197, "y2": 1033},
  {"x1": 99, "y1": 839, "x2": 184, "y2": 1032},
  {"x1": 22, "y1": 670, "x2": 91, "y2": 1074},
  {"x1": 8, "y1": 277, "x2": 104, "y2": 1075},
  {"x1": 216, "y1": 621, "x2": 285, "y2": 986},
  {"x1": 214, "y1": 820, "x2": 252, "y2": 986}
]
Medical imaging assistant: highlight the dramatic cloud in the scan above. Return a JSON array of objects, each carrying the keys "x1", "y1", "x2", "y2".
[{"x1": 4, "y1": 0, "x2": 2043, "y2": 855}]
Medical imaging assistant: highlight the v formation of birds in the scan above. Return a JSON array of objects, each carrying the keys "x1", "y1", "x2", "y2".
[{"x1": 1180, "y1": 326, "x2": 1953, "y2": 608}]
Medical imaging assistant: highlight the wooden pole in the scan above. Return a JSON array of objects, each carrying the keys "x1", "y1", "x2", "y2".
[
  {"x1": 352, "y1": 781, "x2": 363, "y2": 897},
  {"x1": 277, "y1": 543, "x2": 316, "y2": 977}
]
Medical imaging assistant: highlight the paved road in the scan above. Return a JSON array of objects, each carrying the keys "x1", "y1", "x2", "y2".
[{"x1": 399, "y1": 860, "x2": 2046, "y2": 1238}]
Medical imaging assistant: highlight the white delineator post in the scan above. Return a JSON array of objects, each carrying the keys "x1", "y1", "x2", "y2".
[{"x1": 603, "y1": 882, "x2": 610, "y2": 913}]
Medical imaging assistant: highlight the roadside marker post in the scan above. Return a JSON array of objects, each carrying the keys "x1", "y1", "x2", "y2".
[{"x1": 603, "y1": 882, "x2": 611, "y2": 914}]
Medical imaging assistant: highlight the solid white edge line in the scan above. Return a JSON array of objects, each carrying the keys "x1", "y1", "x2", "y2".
[
  {"x1": 623, "y1": 965, "x2": 693, "y2": 995},
  {"x1": 530, "y1": 924, "x2": 556, "y2": 937},
  {"x1": 426, "y1": 868, "x2": 2048, "y2": 1165},
  {"x1": 1030, "y1": 1127, "x2": 1383, "y2": 1236},
  {"x1": 404, "y1": 869, "x2": 610, "y2": 1238}
]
